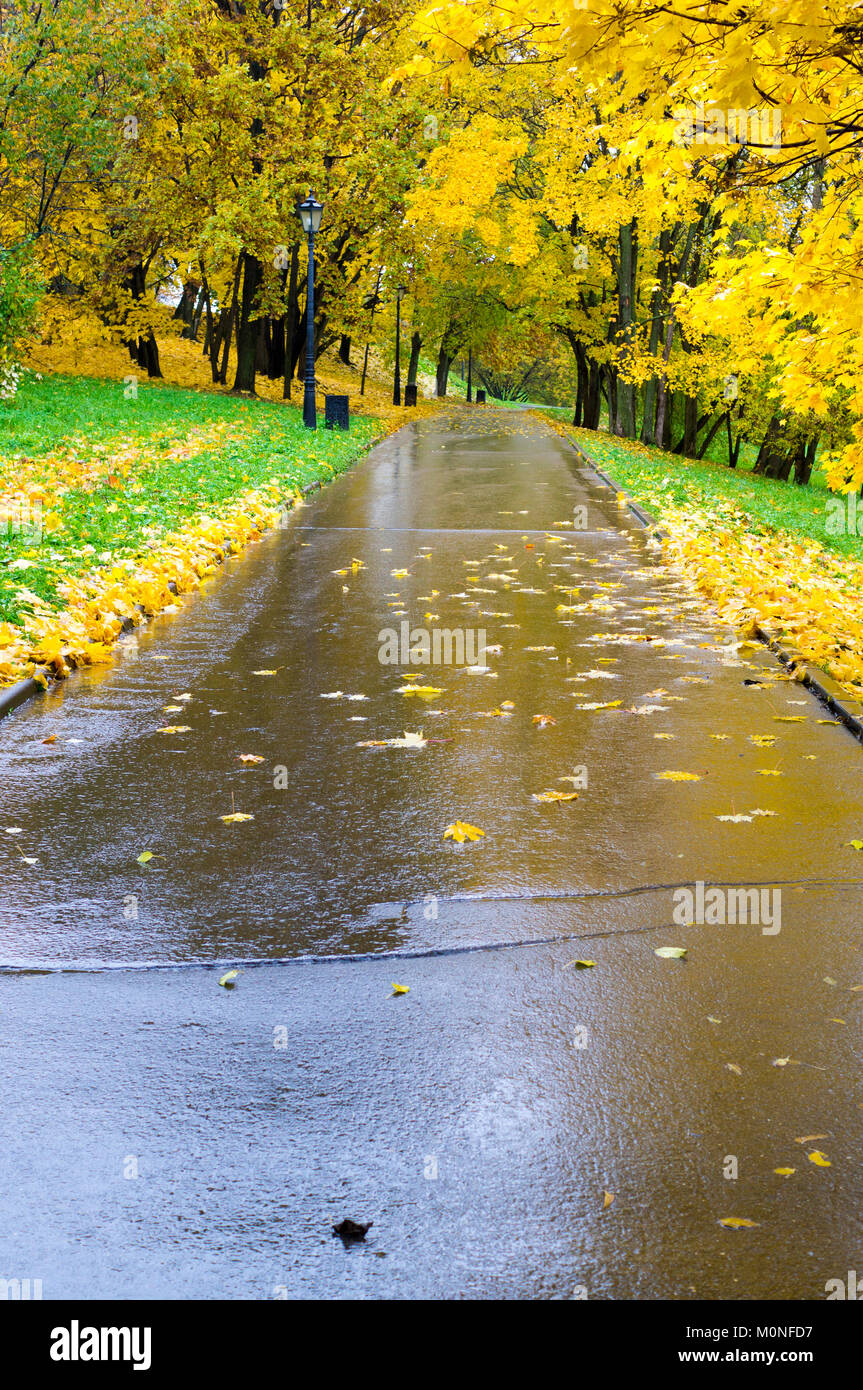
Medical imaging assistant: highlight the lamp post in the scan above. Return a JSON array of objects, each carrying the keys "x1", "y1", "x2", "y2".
[
  {"x1": 467, "y1": 348, "x2": 472, "y2": 403},
  {"x1": 393, "y1": 283, "x2": 406, "y2": 406},
  {"x1": 297, "y1": 190, "x2": 323, "y2": 430}
]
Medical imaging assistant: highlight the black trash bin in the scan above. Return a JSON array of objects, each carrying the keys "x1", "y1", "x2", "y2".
[
  {"x1": 475, "y1": 389, "x2": 486, "y2": 404},
  {"x1": 404, "y1": 383, "x2": 418, "y2": 407},
  {"x1": 324, "y1": 394, "x2": 350, "y2": 430}
]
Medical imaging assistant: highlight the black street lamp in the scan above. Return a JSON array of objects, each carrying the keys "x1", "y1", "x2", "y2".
[
  {"x1": 297, "y1": 190, "x2": 324, "y2": 430},
  {"x1": 467, "y1": 348, "x2": 473, "y2": 403},
  {"x1": 393, "y1": 284, "x2": 406, "y2": 406}
]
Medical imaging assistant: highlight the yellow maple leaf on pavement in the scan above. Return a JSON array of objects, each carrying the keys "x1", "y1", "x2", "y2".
[{"x1": 443, "y1": 820, "x2": 485, "y2": 843}]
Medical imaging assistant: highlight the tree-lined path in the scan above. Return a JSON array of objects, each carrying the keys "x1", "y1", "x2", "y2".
[{"x1": 1, "y1": 411, "x2": 862, "y2": 1298}]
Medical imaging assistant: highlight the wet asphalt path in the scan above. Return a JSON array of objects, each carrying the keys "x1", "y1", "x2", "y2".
[{"x1": 1, "y1": 410, "x2": 863, "y2": 1299}]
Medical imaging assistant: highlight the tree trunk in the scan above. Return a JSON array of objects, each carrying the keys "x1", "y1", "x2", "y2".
[
  {"x1": 641, "y1": 228, "x2": 672, "y2": 444},
  {"x1": 754, "y1": 416, "x2": 782, "y2": 474},
  {"x1": 173, "y1": 280, "x2": 205, "y2": 341},
  {"x1": 654, "y1": 311, "x2": 676, "y2": 447},
  {"x1": 338, "y1": 333, "x2": 351, "y2": 365},
  {"x1": 661, "y1": 390, "x2": 674, "y2": 448},
  {"x1": 605, "y1": 364, "x2": 618, "y2": 434},
  {"x1": 795, "y1": 436, "x2": 818, "y2": 485},
  {"x1": 573, "y1": 365, "x2": 585, "y2": 426},
  {"x1": 754, "y1": 416, "x2": 798, "y2": 479},
  {"x1": 407, "y1": 331, "x2": 422, "y2": 388},
  {"x1": 571, "y1": 338, "x2": 589, "y2": 427},
  {"x1": 172, "y1": 280, "x2": 198, "y2": 337},
  {"x1": 360, "y1": 343, "x2": 370, "y2": 396},
  {"x1": 269, "y1": 315, "x2": 285, "y2": 379},
  {"x1": 613, "y1": 218, "x2": 637, "y2": 437},
  {"x1": 726, "y1": 411, "x2": 741, "y2": 468},
  {"x1": 214, "y1": 256, "x2": 242, "y2": 385},
  {"x1": 696, "y1": 411, "x2": 728, "y2": 460},
  {"x1": 232, "y1": 251, "x2": 263, "y2": 394},
  {"x1": 583, "y1": 358, "x2": 602, "y2": 430},
  {"x1": 255, "y1": 316, "x2": 269, "y2": 375},
  {"x1": 436, "y1": 340, "x2": 455, "y2": 397},
  {"x1": 201, "y1": 274, "x2": 214, "y2": 360},
  {"x1": 123, "y1": 260, "x2": 162, "y2": 378},
  {"x1": 189, "y1": 286, "x2": 205, "y2": 341},
  {"x1": 682, "y1": 393, "x2": 699, "y2": 456},
  {"x1": 284, "y1": 242, "x2": 300, "y2": 399}
]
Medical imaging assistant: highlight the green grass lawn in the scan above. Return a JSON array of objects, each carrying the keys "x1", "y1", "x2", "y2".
[
  {"x1": 0, "y1": 371, "x2": 253, "y2": 459},
  {"x1": 542, "y1": 415, "x2": 863, "y2": 564},
  {"x1": 539, "y1": 400, "x2": 828, "y2": 485},
  {"x1": 0, "y1": 372, "x2": 385, "y2": 627}
]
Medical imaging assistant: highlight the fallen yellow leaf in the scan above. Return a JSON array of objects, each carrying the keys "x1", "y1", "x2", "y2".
[
  {"x1": 397, "y1": 685, "x2": 444, "y2": 698},
  {"x1": 443, "y1": 820, "x2": 485, "y2": 843}
]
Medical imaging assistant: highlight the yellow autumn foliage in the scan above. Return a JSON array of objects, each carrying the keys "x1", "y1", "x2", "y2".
[{"x1": 660, "y1": 502, "x2": 863, "y2": 700}]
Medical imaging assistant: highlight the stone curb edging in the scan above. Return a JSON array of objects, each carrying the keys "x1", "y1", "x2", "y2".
[
  {"x1": 0, "y1": 570, "x2": 206, "y2": 723},
  {"x1": 0, "y1": 675, "x2": 43, "y2": 719},
  {"x1": 566, "y1": 437, "x2": 668, "y2": 537},
  {"x1": 564, "y1": 431, "x2": 863, "y2": 745},
  {"x1": 753, "y1": 632, "x2": 863, "y2": 743}
]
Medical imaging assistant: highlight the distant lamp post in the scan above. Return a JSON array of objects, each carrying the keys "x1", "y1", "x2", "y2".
[
  {"x1": 297, "y1": 190, "x2": 324, "y2": 430},
  {"x1": 467, "y1": 348, "x2": 473, "y2": 403},
  {"x1": 393, "y1": 284, "x2": 407, "y2": 406}
]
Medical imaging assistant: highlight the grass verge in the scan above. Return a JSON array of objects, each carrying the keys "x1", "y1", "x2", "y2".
[
  {"x1": 0, "y1": 372, "x2": 390, "y2": 688},
  {"x1": 538, "y1": 414, "x2": 863, "y2": 700}
]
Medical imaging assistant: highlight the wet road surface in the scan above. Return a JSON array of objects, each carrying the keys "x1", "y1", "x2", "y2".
[{"x1": 1, "y1": 410, "x2": 863, "y2": 1298}]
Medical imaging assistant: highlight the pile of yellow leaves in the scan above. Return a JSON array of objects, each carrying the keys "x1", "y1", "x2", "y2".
[
  {"x1": 0, "y1": 481, "x2": 298, "y2": 688},
  {"x1": 660, "y1": 502, "x2": 863, "y2": 700},
  {"x1": 0, "y1": 419, "x2": 249, "y2": 517},
  {"x1": 542, "y1": 413, "x2": 863, "y2": 701}
]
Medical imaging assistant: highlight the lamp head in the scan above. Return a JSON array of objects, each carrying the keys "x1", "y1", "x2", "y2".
[{"x1": 298, "y1": 190, "x2": 324, "y2": 235}]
